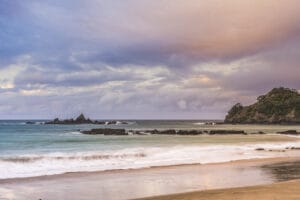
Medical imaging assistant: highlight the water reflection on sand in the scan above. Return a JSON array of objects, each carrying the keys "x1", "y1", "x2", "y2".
[{"x1": 2, "y1": 159, "x2": 297, "y2": 200}]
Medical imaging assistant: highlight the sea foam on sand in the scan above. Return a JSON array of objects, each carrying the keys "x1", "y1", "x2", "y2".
[{"x1": 0, "y1": 141, "x2": 300, "y2": 179}]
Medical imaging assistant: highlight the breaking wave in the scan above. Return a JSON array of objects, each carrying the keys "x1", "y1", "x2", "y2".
[{"x1": 1, "y1": 141, "x2": 300, "y2": 179}]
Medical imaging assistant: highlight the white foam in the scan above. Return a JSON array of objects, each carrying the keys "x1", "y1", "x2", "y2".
[
  {"x1": 0, "y1": 141, "x2": 300, "y2": 179},
  {"x1": 194, "y1": 122, "x2": 206, "y2": 125},
  {"x1": 115, "y1": 121, "x2": 121, "y2": 125}
]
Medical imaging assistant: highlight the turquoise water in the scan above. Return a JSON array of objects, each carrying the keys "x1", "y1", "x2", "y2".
[
  {"x1": 0, "y1": 120, "x2": 300, "y2": 179},
  {"x1": 1, "y1": 120, "x2": 300, "y2": 154}
]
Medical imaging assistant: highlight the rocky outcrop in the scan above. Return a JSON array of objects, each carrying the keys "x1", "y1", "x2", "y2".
[
  {"x1": 209, "y1": 130, "x2": 246, "y2": 135},
  {"x1": 277, "y1": 130, "x2": 300, "y2": 135},
  {"x1": 153, "y1": 129, "x2": 177, "y2": 135},
  {"x1": 79, "y1": 126, "x2": 300, "y2": 136},
  {"x1": 81, "y1": 128, "x2": 251, "y2": 136},
  {"x1": 250, "y1": 131, "x2": 266, "y2": 135},
  {"x1": 45, "y1": 114, "x2": 129, "y2": 125},
  {"x1": 25, "y1": 121, "x2": 36, "y2": 124},
  {"x1": 148, "y1": 129, "x2": 203, "y2": 135},
  {"x1": 177, "y1": 130, "x2": 203, "y2": 135},
  {"x1": 81, "y1": 128, "x2": 127, "y2": 135},
  {"x1": 225, "y1": 87, "x2": 300, "y2": 124},
  {"x1": 45, "y1": 114, "x2": 93, "y2": 124}
]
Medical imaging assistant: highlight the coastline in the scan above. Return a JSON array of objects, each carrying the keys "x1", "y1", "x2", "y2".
[
  {"x1": 137, "y1": 179, "x2": 300, "y2": 200},
  {"x1": 1, "y1": 123, "x2": 300, "y2": 199},
  {"x1": 1, "y1": 156, "x2": 299, "y2": 183},
  {"x1": 1, "y1": 156, "x2": 300, "y2": 200},
  {"x1": 1, "y1": 133, "x2": 299, "y2": 180}
]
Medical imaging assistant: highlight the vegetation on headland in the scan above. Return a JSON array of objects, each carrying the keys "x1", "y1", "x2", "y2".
[{"x1": 225, "y1": 87, "x2": 300, "y2": 124}]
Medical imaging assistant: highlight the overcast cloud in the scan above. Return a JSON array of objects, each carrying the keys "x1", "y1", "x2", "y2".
[{"x1": 0, "y1": 0, "x2": 299, "y2": 119}]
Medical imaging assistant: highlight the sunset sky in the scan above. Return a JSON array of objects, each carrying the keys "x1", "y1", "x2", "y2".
[{"x1": 0, "y1": 0, "x2": 300, "y2": 119}]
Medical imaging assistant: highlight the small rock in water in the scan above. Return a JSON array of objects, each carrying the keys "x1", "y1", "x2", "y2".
[
  {"x1": 81, "y1": 128, "x2": 127, "y2": 135},
  {"x1": 209, "y1": 130, "x2": 246, "y2": 135},
  {"x1": 153, "y1": 129, "x2": 176, "y2": 135},
  {"x1": 291, "y1": 147, "x2": 300, "y2": 150},
  {"x1": 277, "y1": 130, "x2": 300, "y2": 135}
]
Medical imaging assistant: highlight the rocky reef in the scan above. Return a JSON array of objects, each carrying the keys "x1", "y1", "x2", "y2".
[
  {"x1": 45, "y1": 114, "x2": 128, "y2": 125},
  {"x1": 81, "y1": 128, "x2": 248, "y2": 136},
  {"x1": 277, "y1": 130, "x2": 300, "y2": 135},
  {"x1": 80, "y1": 128, "x2": 300, "y2": 136},
  {"x1": 81, "y1": 128, "x2": 127, "y2": 135},
  {"x1": 225, "y1": 87, "x2": 300, "y2": 124}
]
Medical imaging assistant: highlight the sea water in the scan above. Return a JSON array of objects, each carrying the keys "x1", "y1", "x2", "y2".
[{"x1": 0, "y1": 120, "x2": 300, "y2": 179}]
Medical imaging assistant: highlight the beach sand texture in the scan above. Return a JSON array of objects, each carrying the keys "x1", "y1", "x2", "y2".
[
  {"x1": 1, "y1": 157, "x2": 300, "y2": 200},
  {"x1": 137, "y1": 179, "x2": 300, "y2": 200}
]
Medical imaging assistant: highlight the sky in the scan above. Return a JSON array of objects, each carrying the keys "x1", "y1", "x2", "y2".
[{"x1": 0, "y1": 0, "x2": 300, "y2": 119}]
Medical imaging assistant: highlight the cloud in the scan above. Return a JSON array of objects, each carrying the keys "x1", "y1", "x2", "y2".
[
  {"x1": 0, "y1": 1, "x2": 300, "y2": 119},
  {"x1": 4, "y1": 0, "x2": 299, "y2": 66}
]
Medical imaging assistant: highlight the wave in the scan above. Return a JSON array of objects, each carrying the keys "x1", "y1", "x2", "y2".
[
  {"x1": 0, "y1": 153, "x2": 146, "y2": 163},
  {"x1": 0, "y1": 121, "x2": 45, "y2": 125},
  {"x1": 1, "y1": 141, "x2": 300, "y2": 179},
  {"x1": 194, "y1": 122, "x2": 206, "y2": 125},
  {"x1": 193, "y1": 122, "x2": 216, "y2": 125},
  {"x1": 104, "y1": 121, "x2": 136, "y2": 125},
  {"x1": 64, "y1": 131, "x2": 82, "y2": 135}
]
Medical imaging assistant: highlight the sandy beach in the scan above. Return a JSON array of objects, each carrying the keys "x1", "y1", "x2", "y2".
[
  {"x1": 137, "y1": 157, "x2": 300, "y2": 200},
  {"x1": 137, "y1": 179, "x2": 300, "y2": 200},
  {"x1": 0, "y1": 157, "x2": 300, "y2": 200}
]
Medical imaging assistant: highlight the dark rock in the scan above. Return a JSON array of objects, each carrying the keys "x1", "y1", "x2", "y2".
[
  {"x1": 45, "y1": 114, "x2": 128, "y2": 125},
  {"x1": 205, "y1": 122, "x2": 216, "y2": 125},
  {"x1": 176, "y1": 130, "x2": 188, "y2": 135},
  {"x1": 147, "y1": 129, "x2": 203, "y2": 135},
  {"x1": 76, "y1": 114, "x2": 87, "y2": 122},
  {"x1": 46, "y1": 114, "x2": 93, "y2": 124},
  {"x1": 133, "y1": 130, "x2": 150, "y2": 135},
  {"x1": 94, "y1": 120, "x2": 106, "y2": 124},
  {"x1": 255, "y1": 148, "x2": 265, "y2": 151},
  {"x1": 177, "y1": 130, "x2": 202, "y2": 135},
  {"x1": 155, "y1": 129, "x2": 177, "y2": 135},
  {"x1": 277, "y1": 130, "x2": 300, "y2": 135},
  {"x1": 209, "y1": 130, "x2": 246, "y2": 135},
  {"x1": 106, "y1": 121, "x2": 117, "y2": 125},
  {"x1": 81, "y1": 128, "x2": 127, "y2": 135},
  {"x1": 149, "y1": 129, "x2": 160, "y2": 134},
  {"x1": 291, "y1": 147, "x2": 300, "y2": 150},
  {"x1": 25, "y1": 121, "x2": 35, "y2": 124},
  {"x1": 251, "y1": 131, "x2": 266, "y2": 135},
  {"x1": 268, "y1": 149, "x2": 286, "y2": 152}
]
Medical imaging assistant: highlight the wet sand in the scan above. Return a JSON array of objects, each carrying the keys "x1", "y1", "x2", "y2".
[
  {"x1": 137, "y1": 179, "x2": 300, "y2": 200},
  {"x1": 0, "y1": 157, "x2": 300, "y2": 200}
]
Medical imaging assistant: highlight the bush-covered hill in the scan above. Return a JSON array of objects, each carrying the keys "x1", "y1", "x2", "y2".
[{"x1": 225, "y1": 87, "x2": 300, "y2": 124}]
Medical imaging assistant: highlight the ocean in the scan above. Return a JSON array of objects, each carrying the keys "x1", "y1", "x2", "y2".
[{"x1": 1, "y1": 120, "x2": 300, "y2": 179}]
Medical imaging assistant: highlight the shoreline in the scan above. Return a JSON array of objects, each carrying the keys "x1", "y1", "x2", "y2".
[
  {"x1": 1, "y1": 133, "x2": 299, "y2": 181},
  {"x1": 1, "y1": 156, "x2": 300, "y2": 200},
  {"x1": 136, "y1": 179, "x2": 300, "y2": 200},
  {"x1": 1, "y1": 156, "x2": 300, "y2": 183}
]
